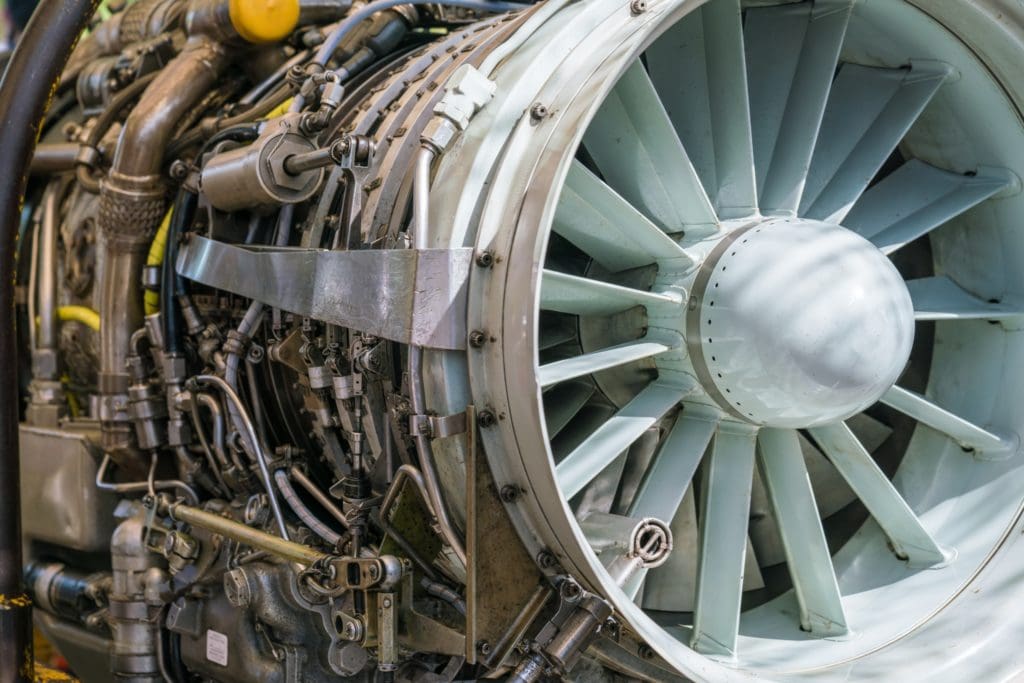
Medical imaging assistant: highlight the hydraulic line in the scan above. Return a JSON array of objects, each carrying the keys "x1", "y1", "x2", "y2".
[
  {"x1": 291, "y1": 466, "x2": 350, "y2": 529},
  {"x1": 274, "y1": 470, "x2": 343, "y2": 546},
  {"x1": 408, "y1": 147, "x2": 468, "y2": 568},
  {"x1": 95, "y1": 453, "x2": 200, "y2": 505},
  {"x1": 0, "y1": 1, "x2": 99, "y2": 677},
  {"x1": 290, "y1": 0, "x2": 527, "y2": 113},
  {"x1": 188, "y1": 375, "x2": 290, "y2": 539}
]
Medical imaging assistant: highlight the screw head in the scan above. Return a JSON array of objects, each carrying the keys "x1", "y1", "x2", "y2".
[
  {"x1": 169, "y1": 160, "x2": 189, "y2": 181},
  {"x1": 530, "y1": 102, "x2": 549, "y2": 121},
  {"x1": 499, "y1": 485, "x2": 521, "y2": 503},
  {"x1": 476, "y1": 640, "x2": 492, "y2": 656},
  {"x1": 477, "y1": 409, "x2": 497, "y2": 427},
  {"x1": 476, "y1": 251, "x2": 495, "y2": 268},
  {"x1": 638, "y1": 644, "x2": 655, "y2": 660},
  {"x1": 469, "y1": 330, "x2": 487, "y2": 348},
  {"x1": 536, "y1": 550, "x2": 558, "y2": 570},
  {"x1": 630, "y1": 0, "x2": 647, "y2": 14}
]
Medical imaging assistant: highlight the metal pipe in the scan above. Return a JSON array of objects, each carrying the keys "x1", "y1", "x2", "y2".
[
  {"x1": 190, "y1": 375, "x2": 290, "y2": 539},
  {"x1": 189, "y1": 396, "x2": 231, "y2": 496},
  {"x1": 98, "y1": 38, "x2": 229, "y2": 458},
  {"x1": 26, "y1": 208, "x2": 39, "y2": 354},
  {"x1": 274, "y1": 470, "x2": 342, "y2": 546},
  {"x1": 30, "y1": 143, "x2": 80, "y2": 175},
  {"x1": 0, "y1": 1, "x2": 99, "y2": 676},
  {"x1": 168, "y1": 503, "x2": 328, "y2": 566},
  {"x1": 412, "y1": 147, "x2": 435, "y2": 250},
  {"x1": 290, "y1": 466, "x2": 350, "y2": 529},
  {"x1": 95, "y1": 454, "x2": 200, "y2": 505},
  {"x1": 195, "y1": 393, "x2": 231, "y2": 471},
  {"x1": 111, "y1": 39, "x2": 229, "y2": 178},
  {"x1": 408, "y1": 146, "x2": 468, "y2": 567},
  {"x1": 379, "y1": 464, "x2": 432, "y2": 522},
  {"x1": 37, "y1": 187, "x2": 60, "y2": 357},
  {"x1": 421, "y1": 577, "x2": 467, "y2": 616},
  {"x1": 223, "y1": 205, "x2": 292, "y2": 445}
]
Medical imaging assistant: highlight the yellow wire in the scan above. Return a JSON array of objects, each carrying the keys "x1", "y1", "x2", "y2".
[
  {"x1": 144, "y1": 208, "x2": 173, "y2": 315},
  {"x1": 266, "y1": 98, "x2": 295, "y2": 120},
  {"x1": 56, "y1": 306, "x2": 101, "y2": 332}
]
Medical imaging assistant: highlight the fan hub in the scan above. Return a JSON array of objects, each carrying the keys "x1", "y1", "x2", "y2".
[{"x1": 687, "y1": 218, "x2": 914, "y2": 428}]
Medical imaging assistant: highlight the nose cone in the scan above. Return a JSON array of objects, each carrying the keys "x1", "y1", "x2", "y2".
[{"x1": 694, "y1": 219, "x2": 915, "y2": 428}]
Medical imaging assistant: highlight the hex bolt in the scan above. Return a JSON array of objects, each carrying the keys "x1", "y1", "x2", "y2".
[
  {"x1": 476, "y1": 250, "x2": 495, "y2": 268},
  {"x1": 499, "y1": 485, "x2": 521, "y2": 503},
  {"x1": 477, "y1": 409, "x2": 496, "y2": 427},
  {"x1": 469, "y1": 330, "x2": 488, "y2": 348},
  {"x1": 630, "y1": 0, "x2": 647, "y2": 14},
  {"x1": 169, "y1": 160, "x2": 189, "y2": 181},
  {"x1": 476, "y1": 640, "x2": 492, "y2": 656},
  {"x1": 536, "y1": 550, "x2": 558, "y2": 570},
  {"x1": 530, "y1": 102, "x2": 548, "y2": 121},
  {"x1": 638, "y1": 644, "x2": 655, "y2": 660},
  {"x1": 561, "y1": 580, "x2": 582, "y2": 600}
]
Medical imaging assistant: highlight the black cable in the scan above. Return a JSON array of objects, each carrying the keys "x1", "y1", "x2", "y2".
[
  {"x1": 166, "y1": 84, "x2": 290, "y2": 159},
  {"x1": 161, "y1": 190, "x2": 198, "y2": 355},
  {"x1": 0, "y1": 2, "x2": 100, "y2": 678}
]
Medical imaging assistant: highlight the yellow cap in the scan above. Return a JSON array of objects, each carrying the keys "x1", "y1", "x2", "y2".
[{"x1": 229, "y1": 0, "x2": 300, "y2": 44}]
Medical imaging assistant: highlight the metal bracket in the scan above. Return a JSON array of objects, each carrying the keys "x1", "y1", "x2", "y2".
[
  {"x1": 177, "y1": 236, "x2": 473, "y2": 349},
  {"x1": 410, "y1": 411, "x2": 468, "y2": 439}
]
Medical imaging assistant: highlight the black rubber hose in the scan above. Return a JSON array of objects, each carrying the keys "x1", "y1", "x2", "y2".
[
  {"x1": 161, "y1": 190, "x2": 198, "y2": 355},
  {"x1": 0, "y1": 2, "x2": 100, "y2": 679}
]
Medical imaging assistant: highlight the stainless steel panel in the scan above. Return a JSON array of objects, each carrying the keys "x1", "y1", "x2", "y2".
[
  {"x1": 177, "y1": 236, "x2": 472, "y2": 350},
  {"x1": 20, "y1": 424, "x2": 118, "y2": 553}
]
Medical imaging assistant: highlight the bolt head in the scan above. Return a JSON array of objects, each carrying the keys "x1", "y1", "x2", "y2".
[
  {"x1": 469, "y1": 330, "x2": 487, "y2": 348},
  {"x1": 630, "y1": 0, "x2": 647, "y2": 14},
  {"x1": 499, "y1": 485, "x2": 520, "y2": 503},
  {"x1": 536, "y1": 550, "x2": 558, "y2": 570},
  {"x1": 476, "y1": 251, "x2": 495, "y2": 268}
]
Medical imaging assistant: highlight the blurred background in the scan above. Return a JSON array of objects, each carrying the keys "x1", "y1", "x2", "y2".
[{"x1": 1, "y1": 1, "x2": 124, "y2": 51}]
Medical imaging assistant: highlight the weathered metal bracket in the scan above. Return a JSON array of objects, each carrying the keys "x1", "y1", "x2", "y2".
[
  {"x1": 410, "y1": 411, "x2": 468, "y2": 439},
  {"x1": 465, "y1": 405, "x2": 549, "y2": 667},
  {"x1": 177, "y1": 235, "x2": 472, "y2": 350}
]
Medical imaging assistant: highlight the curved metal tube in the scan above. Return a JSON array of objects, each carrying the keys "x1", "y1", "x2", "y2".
[
  {"x1": 409, "y1": 146, "x2": 468, "y2": 567},
  {"x1": 37, "y1": 187, "x2": 60, "y2": 359},
  {"x1": 380, "y1": 464, "x2": 432, "y2": 522},
  {"x1": 110, "y1": 39, "x2": 229, "y2": 178},
  {"x1": 290, "y1": 466, "x2": 350, "y2": 529},
  {"x1": 98, "y1": 38, "x2": 229, "y2": 455},
  {"x1": 95, "y1": 453, "x2": 200, "y2": 506},
  {"x1": 274, "y1": 470, "x2": 342, "y2": 546},
  {"x1": 195, "y1": 393, "x2": 232, "y2": 471},
  {"x1": 191, "y1": 374, "x2": 289, "y2": 539}
]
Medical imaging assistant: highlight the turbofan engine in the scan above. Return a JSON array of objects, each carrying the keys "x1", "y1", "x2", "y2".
[{"x1": 6, "y1": 0, "x2": 1024, "y2": 681}]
